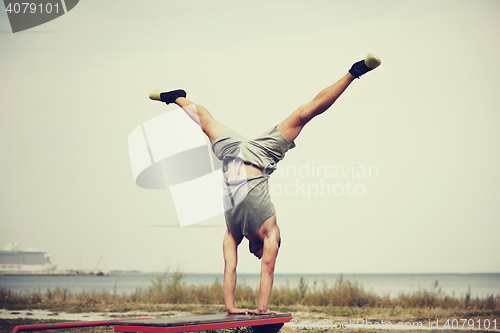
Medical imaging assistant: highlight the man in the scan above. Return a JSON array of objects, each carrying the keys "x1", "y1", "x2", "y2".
[{"x1": 149, "y1": 54, "x2": 381, "y2": 315}]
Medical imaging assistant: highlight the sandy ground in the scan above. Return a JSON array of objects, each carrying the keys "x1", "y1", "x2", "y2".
[
  {"x1": 0, "y1": 308, "x2": 187, "y2": 321},
  {"x1": 2, "y1": 309, "x2": 500, "y2": 332},
  {"x1": 1, "y1": 309, "x2": 324, "y2": 322}
]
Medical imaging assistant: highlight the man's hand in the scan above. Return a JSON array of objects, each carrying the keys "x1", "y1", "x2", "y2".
[
  {"x1": 226, "y1": 307, "x2": 251, "y2": 314},
  {"x1": 249, "y1": 309, "x2": 276, "y2": 315}
]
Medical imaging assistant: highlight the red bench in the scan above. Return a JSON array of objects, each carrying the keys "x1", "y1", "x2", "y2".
[
  {"x1": 115, "y1": 313, "x2": 292, "y2": 333},
  {"x1": 11, "y1": 313, "x2": 292, "y2": 333}
]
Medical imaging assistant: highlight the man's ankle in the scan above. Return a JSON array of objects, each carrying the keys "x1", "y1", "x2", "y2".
[{"x1": 174, "y1": 96, "x2": 186, "y2": 105}]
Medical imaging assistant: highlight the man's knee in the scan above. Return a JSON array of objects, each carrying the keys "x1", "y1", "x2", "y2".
[
  {"x1": 201, "y1": 118, "x2": 217, "y2": 136},
  {"x1": 297, "y1": 103, "x2": 316, "y2": 125},
  {"x1": 300, "y1": 100, "x2": 327, "y2": 124}
]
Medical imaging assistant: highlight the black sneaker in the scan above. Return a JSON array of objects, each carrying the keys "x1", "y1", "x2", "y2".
[
  {"x1": 149, "y1": 89, "x2": 187, "y2": 104},
  {"x1": 349, "y1": 54, "x2": 381, "y2": 78}
]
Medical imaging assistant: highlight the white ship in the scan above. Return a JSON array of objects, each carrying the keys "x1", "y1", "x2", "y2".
[{"x1": 0, "y1": 243, "x2": 56, "y2": 272}]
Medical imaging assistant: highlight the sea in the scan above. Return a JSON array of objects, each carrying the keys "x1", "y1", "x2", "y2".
[{"x1": 1, "y1": 273, "x2": 499, "y2": 299}]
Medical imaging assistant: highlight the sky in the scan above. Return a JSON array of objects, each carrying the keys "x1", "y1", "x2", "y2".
[{"x1": 1, "y1": 0, "x2": 499, "y2": 274}]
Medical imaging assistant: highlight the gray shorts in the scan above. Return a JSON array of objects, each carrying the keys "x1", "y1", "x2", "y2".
[
  {"x1": 212, "y1": 126, "x2": 295, "y2": 238},
  {"x1": 212, "y1": 126, "x2": 296, "y2": 175}
]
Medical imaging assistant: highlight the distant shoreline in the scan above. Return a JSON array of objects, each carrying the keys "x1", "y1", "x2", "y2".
[
  {"x1": 3, "y1": 271, "x2": 499, "y2": 275},
  {"x1": 0, "y1": 270, "x2": 113, "y2": 276},
  {"x1": 1, "y1": 272, "x2": 499, "y2": 299}
]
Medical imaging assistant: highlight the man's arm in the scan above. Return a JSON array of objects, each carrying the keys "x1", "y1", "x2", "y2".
[
  {"x1": 255, "y1": 227, "x2": 280, "y2": 314},
  {"x1": 222, "y1": 229, "x2": 248, "y2": 314}
]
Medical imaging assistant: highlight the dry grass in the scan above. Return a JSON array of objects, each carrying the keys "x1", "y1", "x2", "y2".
[{"x1": 1, "y1": 271, "x2": 498, "y2": 314}]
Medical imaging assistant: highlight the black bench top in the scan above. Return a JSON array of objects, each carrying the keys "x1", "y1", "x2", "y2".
[{"x1": 117, "y1": 313, "x2": 292, "y2": 328}]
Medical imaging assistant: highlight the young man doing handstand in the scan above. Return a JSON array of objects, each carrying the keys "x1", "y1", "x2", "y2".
[{"x1": 149, "y1": 54, "x2": 381, "y2": 315}]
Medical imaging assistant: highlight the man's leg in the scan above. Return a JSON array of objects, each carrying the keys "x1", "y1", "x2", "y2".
[
  {"x1": 150, "y1": 90, "x2": 229, "y2": 143},
  {"x1": 277, "y1": 73, "x2": 355, "y2": 143},
  {"x1": 277, "y1": 54, "x2": 381, "y2": 143},
  {"x1": 174, "y1": 97, "x2": 230, "y2": 143}
]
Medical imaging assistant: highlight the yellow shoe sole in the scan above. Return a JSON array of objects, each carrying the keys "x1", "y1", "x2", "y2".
[
  {"x1": 149, "y1": 90, "x2": 163, "y2": 101},
  {"x1": 364, "y1": 54, "x2": 381, "y2": 69}
]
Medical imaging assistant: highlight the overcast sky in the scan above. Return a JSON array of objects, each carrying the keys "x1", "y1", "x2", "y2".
[{"x1": 1, "y1": 0, "x2": 499, "y2": 274}]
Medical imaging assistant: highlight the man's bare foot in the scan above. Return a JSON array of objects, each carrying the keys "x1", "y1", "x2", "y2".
[
  {"x1": 249, "y1": 309, "x2": 276, "y2": 315},
  {"x1": 226, "y1": 307, "x2": 251, "y2": 314}
]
